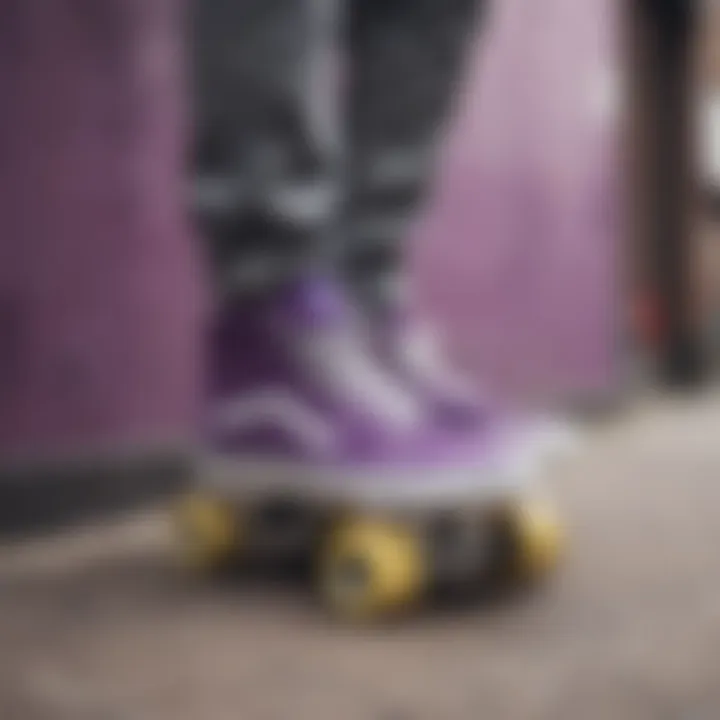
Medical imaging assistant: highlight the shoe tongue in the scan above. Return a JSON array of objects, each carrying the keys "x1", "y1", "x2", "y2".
[{"x1": 279, "y1": 276, "x2": 351, "y2": 329}]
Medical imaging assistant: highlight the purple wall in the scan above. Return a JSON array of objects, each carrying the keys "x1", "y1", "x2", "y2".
[
  {"x1": 0, "y1": 0, "x2": 203, "y2": 459},
  {"x1": 412, "y1": 0, "x2": 621, "y2": 403},
  {"x1": 0, "y1": 0, "x2": 620, "y2": 462}
]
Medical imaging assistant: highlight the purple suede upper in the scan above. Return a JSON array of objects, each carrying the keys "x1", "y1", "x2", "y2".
[{"x1": 206, "y1": 278, "x2": 504, "y2": 471}]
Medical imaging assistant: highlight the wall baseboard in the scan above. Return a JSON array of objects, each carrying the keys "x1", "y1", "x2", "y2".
[{"x1": 0, "y1": 445, "x2": 193, "y2": 539}]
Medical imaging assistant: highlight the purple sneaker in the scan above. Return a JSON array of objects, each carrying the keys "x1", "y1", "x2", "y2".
[
  {"x1": 361, "y1": 277, "x2": 491, "y2": 429},
  {"x1": 363, "y1": 280, "x2": 580, "y2": 470},
  {"x1": 200, "y1": 276, "x2": 532, "y2": 507},
  {"x1": 369, "y1": 303, "x2": 488, "y2": 428}
]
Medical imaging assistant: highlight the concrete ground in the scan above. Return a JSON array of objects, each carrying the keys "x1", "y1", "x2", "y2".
[{"x1": 2, "y1": 392, "x2": 720, "y2": 720}]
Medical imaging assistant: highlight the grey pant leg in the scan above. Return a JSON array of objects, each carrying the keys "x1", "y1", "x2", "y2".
[
  {"x1": 345, "y1": 0, "x2": 486, "y2": 307},
  {"x1": 193, "y1": 0, "x2": 341, "y2": 294}
]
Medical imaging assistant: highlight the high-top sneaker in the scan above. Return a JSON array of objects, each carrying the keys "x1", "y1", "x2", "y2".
[
  {"x1": 201, "y1": 275, "x2": 532, "y2": 506},
  {"x1": 362, "y1": 278, "x2": 580, "y2": 471}
]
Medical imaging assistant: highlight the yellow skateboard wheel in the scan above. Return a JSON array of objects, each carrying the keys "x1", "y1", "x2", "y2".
[
  {"x1": 502, "y1": 498, "x2": 564, "y2": 581},
  {"x1": 319, "y1": 516, "x2": 427, "y2": 622},
  {"x1": 173, "y1": 493, "x2": 240, "y2": 572}
]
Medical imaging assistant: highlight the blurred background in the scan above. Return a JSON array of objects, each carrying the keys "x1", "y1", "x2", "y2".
[{"x1": 2, "y1": 1, "x2": 720, "y2": 718}]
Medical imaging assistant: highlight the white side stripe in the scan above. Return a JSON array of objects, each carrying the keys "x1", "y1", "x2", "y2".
[
  {"x1": 402, "y1": 323, "x2": 482, "y2": 401},
  {"x1": 210, "y1": 388, "x2": 335, "y2": 452},
  {"x1": 299, "y1": 330, "x2": 423, "y2": 431}
]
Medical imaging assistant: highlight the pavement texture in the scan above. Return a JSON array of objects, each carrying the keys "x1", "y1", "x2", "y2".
[{"x1": 2, "y1": 391, "x2": 720, "y2": 720}]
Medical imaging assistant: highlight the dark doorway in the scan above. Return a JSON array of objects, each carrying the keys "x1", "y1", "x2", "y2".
[{"x1": 627, "y1": 0, "x2": 704, "y2": 388}]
